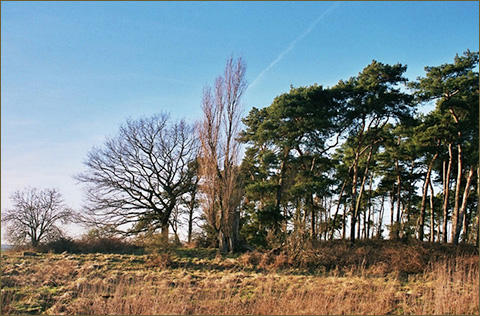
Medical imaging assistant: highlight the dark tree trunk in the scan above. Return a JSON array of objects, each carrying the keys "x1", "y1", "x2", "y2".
[
  {"x1": 395, "y1": 158, "x2": 402, "y2": 239},
  {"x1": 453, "y1": 167, "x2": 475, "y2": 245},
  {"x1": 451, "y1": 144, "x2": 463, "y2": 243},
  {"x1": 351, "y1": 146, "x2": 373, "y2": 242},
  {"x1": 390, "y1": 188, "x2": 395, "y2": 237},
  {"x1": 310, "y1": 194, "x2": 316, "y2": 240},
  {"x1": 419, "y1": 153, "x2": 438, "y2": 241},
  {"x1": 187, "y1": 212, "x2": 194, "y2": 244},
  {"x1": 443, "y1": 145, "x2": 453, "y2": 243},
  {"x1": 161, "y1": 222, "x2": 169, "y2": 244},
  {"x1": 31, "y1": 239, "x2": 39, "y2": 249},
  {"x1": 429, "y1": 179, "x2": 435, "y2": 242},
  {"x1": 218, "y1": 230, "x2": 229, "y2": 254},
  {"x1": 330, "y1": 169, "x2": 351, "y2": 240}
]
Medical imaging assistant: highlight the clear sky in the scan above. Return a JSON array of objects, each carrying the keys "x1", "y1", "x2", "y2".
[{"x1": 2, "y1": 1, "x2": 479, "y2": 240}]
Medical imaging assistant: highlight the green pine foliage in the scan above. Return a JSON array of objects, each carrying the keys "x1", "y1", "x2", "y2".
[{"x1": 239, "y1": 50, "x2": 478, "y2": 246}]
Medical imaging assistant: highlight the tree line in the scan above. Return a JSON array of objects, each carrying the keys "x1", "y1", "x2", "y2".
[
  {"x1": 3, "y1": 51, "x2": 478, "y2": 252},
  {"x1": 240, "y1": 51, "x2": 478, "y2": 248}
]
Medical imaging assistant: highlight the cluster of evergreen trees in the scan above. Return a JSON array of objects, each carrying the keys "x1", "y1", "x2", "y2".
[{"x1": 238, "y1": 50, "x2": 478, "y2": 247}]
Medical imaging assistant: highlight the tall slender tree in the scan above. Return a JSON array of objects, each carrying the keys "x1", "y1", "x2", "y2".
[{"x1": 198, "y1": 56, "x2": 247, "y2": 253}]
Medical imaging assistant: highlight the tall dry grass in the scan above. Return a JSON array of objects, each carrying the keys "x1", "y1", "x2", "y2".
[
  {"x1": 43, "y1": 256, "x2": 478, "y2": 315},
  {"x1": 2, "y1": 242, "x2": 478, "y2": 315},
  {"x1": 402, "y1": 255, "x2": 479, "y2": 315}
]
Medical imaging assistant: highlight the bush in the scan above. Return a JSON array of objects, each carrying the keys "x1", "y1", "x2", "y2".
[
  {"x1": 134, "y1": 232, "x2": 177, "y2": 254},
  {"x1": 41, "y1": 237, "x2": 79, "y2": 253},
  {"x1": 191, "y1": 225, "x2": 218, "y2": 248},
  {"x1": 235, "y1": 239, "x2": 480, "y2": 276},
  {"x1": 77, "y1": 236, "x2": 139, "y2": 254},
  {"x1": 238, "y1": 251, "x2": 263, "y2": 268},
  {"x1": 71, "y1": 227, "x2": 141, "y2": 254}
]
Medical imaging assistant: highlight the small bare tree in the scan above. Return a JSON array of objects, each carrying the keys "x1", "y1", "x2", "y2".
[
  {"x1": 198, "y1": 56, "x2": 246, "y2": 253},
  {"x1": 76, "y1": 113, "x2": 198, "y2": 243},
  {"x1": 2, "y1": 187, "x2": 75, "y2": 248}
]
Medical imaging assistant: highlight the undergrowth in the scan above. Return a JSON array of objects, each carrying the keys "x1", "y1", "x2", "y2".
[{"x1": 1, "y1": 240, "x2": 478, "y2": 315}]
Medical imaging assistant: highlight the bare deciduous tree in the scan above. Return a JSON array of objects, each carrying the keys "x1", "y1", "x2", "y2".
[
  {"x1": 76, "y1": 113, "x2": 198, "y2": 242},
  {"x1": 2, "y1": 187, "x2": 75, "y2": 247},
  {"x1": 198, "y1": 56, "x2": 246, "y2": 253}
]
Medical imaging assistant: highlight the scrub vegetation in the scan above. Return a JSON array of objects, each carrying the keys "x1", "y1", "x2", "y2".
[{"x1": 1, "y1": 241, "x2": 478, "y2": 315}]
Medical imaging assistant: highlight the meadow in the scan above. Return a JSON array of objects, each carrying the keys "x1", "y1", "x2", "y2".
[{"x1": 1, "y1": 240, "x2": 478, "y2": 315}]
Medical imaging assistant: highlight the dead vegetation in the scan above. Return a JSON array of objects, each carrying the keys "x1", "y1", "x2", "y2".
[{"x1": 1, "y1": 241, "x2": 478, "y2": 315}]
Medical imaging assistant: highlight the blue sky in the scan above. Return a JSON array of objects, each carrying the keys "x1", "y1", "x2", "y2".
[{"x1": 1, "y1": 1, "x2": 478, "y2": 239}]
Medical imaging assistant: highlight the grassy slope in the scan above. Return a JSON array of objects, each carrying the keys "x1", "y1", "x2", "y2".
[{"x1": 1, "y1": 240, "x2": 478, "y2": 315}]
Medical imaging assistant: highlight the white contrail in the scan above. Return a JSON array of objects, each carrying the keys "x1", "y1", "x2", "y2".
[{"x1": 249, "y1": 2, "x2": 340, "y2": 89}]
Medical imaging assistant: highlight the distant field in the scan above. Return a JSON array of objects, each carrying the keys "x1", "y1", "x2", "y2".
[
  {"x1": 1, "y1": 241, "x2": 478, "y2": 315},
  {"x1": 1, "y1": 245, "x2": 13, "y2": 252}
]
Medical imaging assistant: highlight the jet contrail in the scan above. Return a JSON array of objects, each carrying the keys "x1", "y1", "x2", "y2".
[{"x1": 249, "y1": 2, "x2": 341, "y2": 89}]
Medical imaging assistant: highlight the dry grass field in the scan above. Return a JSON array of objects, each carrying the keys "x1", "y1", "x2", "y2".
[{"x1": 1, "y1": 240, "x2": 478, "y2": 315}]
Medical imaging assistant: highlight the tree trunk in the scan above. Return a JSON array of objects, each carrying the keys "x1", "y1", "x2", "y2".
[
  {"x1": 218, "y1": 230, "x2": 229, "y2": 254},
  {"x1": 161, "y1": 222, "x2": 169, "y2": 244},
  {"x1": 187, "y1": 211, "x2": 194, "y2": 244},
  {"x1": 389, "y1": 188, "x2": 395, "y2": 238},
  {"x1": 405, "y1": 160, "x2": 415, "y2": 228},
  {"x1": 330, "y1": 168, "x2": 351, "y2": 240},
  {"x1": 216, "y1": 209, "x2": 240, "y2": 253},
  {"x1": 310, "y1": 194, "x2": 316, "y2": 239},
  {"x1": 419, "y1": 153, "x2": 438, "y2": 241},
  {"x1": 453, "y1": 167, "x2": 475, "y2": 245},
  {"x1": 462, "y1": 201, "x2": 470, "y2": 243},
  {"x1": 376, "y1": 195, "x2": 385, "y2": 239},
  {"x1": 231, "y1": 209, "x2": 240, "y2": 251},
  {"x1": 187, "y1": 191, "x2": 197, "y2": 244},
  {"x1": 429, "y1": 178, "x2": 435, "y2": 242},
  {"x1": 362, "y1": 205, "x2": 366, "y2": 239},
  {"x1": 351, "y1": 146, "x2": 374, "y2": 242},
  {"x1": 451, "y1": 144, "x2": 463, "y2": 243},
  {"x1": 357, "y1": 213, "x2": 362, "y2": 240},
  {"x1": 366, "y1": 171, "x2": 374, "y2": 239},
  {"x1": 350, "y1": 158, "x2": 359, "y2": 243},
  {"x1": 442, "y1": 144, "x2": 453, "y2": 243},
  {"x1": 395, "y1": 158, "x2": 402, "y2": 239},
  {"x1": 31, "y1": 238, "x2": 39, "y2": 249}
]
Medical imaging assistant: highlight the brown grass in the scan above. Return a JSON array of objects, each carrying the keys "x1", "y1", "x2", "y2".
[{"x1": 1, "y1": 241, "x2": 478, "y2": 315}]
